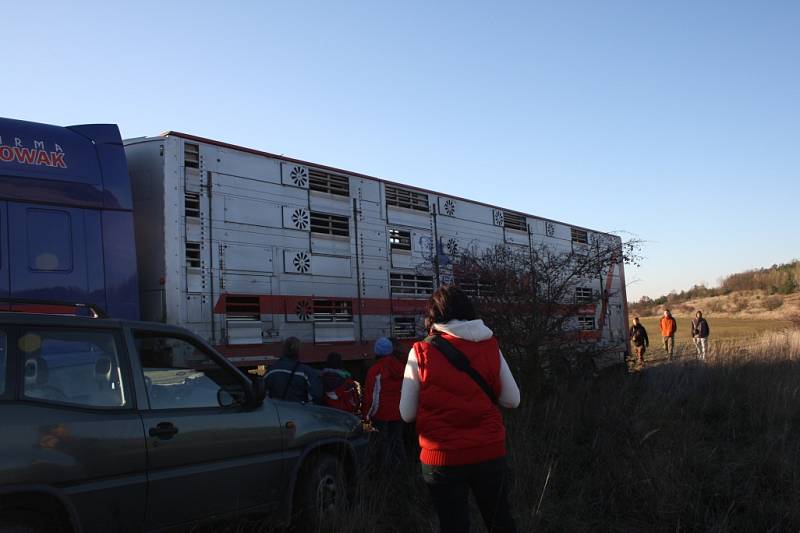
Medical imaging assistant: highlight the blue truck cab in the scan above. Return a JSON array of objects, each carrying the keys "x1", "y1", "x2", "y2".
[{"x1": 0, "y1": 117, "x2": 139, "y2": 319}]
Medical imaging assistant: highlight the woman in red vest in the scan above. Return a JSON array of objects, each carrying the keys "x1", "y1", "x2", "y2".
[{"x1": 400, "y1": 285, "x2": 520, "y2": 533}]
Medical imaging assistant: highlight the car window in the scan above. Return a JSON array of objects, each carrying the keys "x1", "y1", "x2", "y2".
[
  {"x1": 0, "y1": 331, "x2": 6, "y2": 396},
  {"x1": 134, "y1": 333, "x2": 244, "y2": 410},
  {"x1": 20, "y1": 329, "x2": 126, "y2": 408}
]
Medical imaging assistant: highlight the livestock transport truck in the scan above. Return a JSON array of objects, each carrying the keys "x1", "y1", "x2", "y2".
[{"x1": 0, "y1": 116, "x2": 630, "y2": 367}]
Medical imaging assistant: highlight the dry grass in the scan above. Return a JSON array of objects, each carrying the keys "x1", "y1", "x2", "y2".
[{"x1": 227, "y1": 330, "x2": 800, "y2": 532}]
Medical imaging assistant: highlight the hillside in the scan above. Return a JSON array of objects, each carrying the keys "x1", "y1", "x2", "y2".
[
  {"x1": 631, "y1": 290, "x2": 800, "y2": 320},
  {"x1": 630, "y1": 260, "x2": 800, "y2": 320}
]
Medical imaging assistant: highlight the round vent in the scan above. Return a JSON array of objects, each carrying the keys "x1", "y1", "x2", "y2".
[
  {"x1": 493, "y1": 210, "x2": 504, "y2": 227},
  {"x1": 291, "y1": 208, "x2": 309, "y2": 230},
  {"x1": 295, "y1": 300, "x2": 312, "y2": 321},
  {"x1": 292, "y1": 251, "x2": 311, "y2": 274},
  {"x1": 545, "y1": 222, "x2": 555, "y2": 237},
  {"x1": 289, "y1": 166, "x2": 309, "y2": 188},
  {"x1": 446, "y1": 238, "x2": 459, "y2": 256},
  {"x1": 443, "y1": 199, "x2": 456, "y2": 216}
]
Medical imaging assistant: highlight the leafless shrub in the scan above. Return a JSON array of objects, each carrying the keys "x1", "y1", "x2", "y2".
[{"x1": 763, "y1": 295, "x2": 784, "y2": 311}]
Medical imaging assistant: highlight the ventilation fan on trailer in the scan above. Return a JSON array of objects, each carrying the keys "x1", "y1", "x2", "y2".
[
  {"x1": 292, "y1": 251, "x2": 311, "y2": 274},
  {"x1": 291, "y1": 208, "x2": 309, "y2": 230},
  {"x1": 545, "y1": 222, "x2": 555, "y2": 237},
  {"x1": 493, "y1": 210, "x2": 504, "y2": 227},
  {"x1": 295, "y1": 300, "x2": 312, "y2": 321},
  {"x1": 289, "y1": 165, "x2": 309, "y2": 188},
  {"x1": 446, "y1": 238, "x2": 459, "y2": 256},
  {"x1": 443, "y1": 199, "x2": 456, "y2": 216}
]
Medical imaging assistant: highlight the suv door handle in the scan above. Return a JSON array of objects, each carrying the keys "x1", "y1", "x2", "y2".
[{"x1": 149, "y1": 422, "x2": 179, "y2": 440}]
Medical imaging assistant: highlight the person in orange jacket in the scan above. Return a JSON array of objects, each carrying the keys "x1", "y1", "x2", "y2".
[
  {"x1": 363, "y1": 337, "x2": 406, "y2": 465},
  {"x1": 659, "y1": 309, "x2": 678, "y2": 360}
]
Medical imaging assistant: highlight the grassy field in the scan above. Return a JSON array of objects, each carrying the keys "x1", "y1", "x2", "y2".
[
  {"x1": 637, "y1": 315, "x2": 793, "y2": 341},
  {"x1": 232, "y1": 329, "x2": 800, "y2": 533},
  {"x1": 634, "y1": 315, "x2": 794, "y2": 363}
]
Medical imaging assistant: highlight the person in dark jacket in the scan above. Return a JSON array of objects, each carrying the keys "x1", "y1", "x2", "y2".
[
  {"x1": 629, "y1": 317, "x2": 649, "y2": 368},
  {"x1": 691, "y1": 311, "x2": 710, "y2": 361},
  {"x1": 401, "y1": 286, "x2": 520, "y2": 533},
  {"x1": 265, "y1": 337, "x2": 322, "y2": 403}
]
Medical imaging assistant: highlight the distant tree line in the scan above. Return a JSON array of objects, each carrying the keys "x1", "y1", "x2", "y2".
[{"x1": 630, "y1": 260, "x2": 799, "y2": 313}]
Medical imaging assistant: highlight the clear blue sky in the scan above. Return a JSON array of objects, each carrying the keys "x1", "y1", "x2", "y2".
[{"x1": 3, "y1": 1, "x2": 798, "y2": 301}]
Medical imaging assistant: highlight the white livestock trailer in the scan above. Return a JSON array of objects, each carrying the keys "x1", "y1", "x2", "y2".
[{"x1": 123, "y1": 132, "x2": 629, "y2": 366}]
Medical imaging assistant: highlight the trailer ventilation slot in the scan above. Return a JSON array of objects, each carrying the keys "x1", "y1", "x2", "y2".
[
  {"x1": 309, "y1": 170, "x2": 350, "y2": 197},
  {"x1": 578, "y1": 316, "x2": 596, "y2": 330},
  {"x1": 385, "y1": 186, "x2": 429, "y2": 212},
  {"x1": 310, "y1": 212, "x2": 349, "y2": 237},
  {"x1": 389, "y1": 229, "x2": 412, "y2": 251},
  {"x1": 185, "y1": 242, "x2": 201, "y2": 269},
  {"x1": 312, "y1": 300, "x2": 353, "y2": 322},
  {"x1": 185, "y1": 192, "x2": 200, "y2": 219},
  {"x1": 393, "y1": 316, "x2": 417, "y2": 339},
  {"x1": 455, "y1": 271, "x2": 495, "y2": 298},
  {"x1": 576, "y1": 287, "x2": 594, "y2": 304},
  {"x1": 184, "y1": 143, "x2": 200, "y2": 169},
  {"x1": 225, "y1": 296, "x2": 260, "y2": 318},
  {"x1": 571, "y1": 228, "x2": 589, "y2": 245},
  {"x1": 390, "y1": 273, "x2": 434, "y2": 296},
  {"x1": 503, "y1": 211, "x2": 526, "y2": 232}
]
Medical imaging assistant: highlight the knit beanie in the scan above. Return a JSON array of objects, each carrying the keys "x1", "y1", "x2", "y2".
[{"x1": 374, "y1": 337, "x2": 393, "y2": 357}]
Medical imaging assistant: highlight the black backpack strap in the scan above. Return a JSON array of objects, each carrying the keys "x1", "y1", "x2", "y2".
[
  {"x1": 281, "y1": 360, "x2": 301, "y2": 400},
  {"x1": 423, "y1": 334, "x2": 498, "y2": 405}
]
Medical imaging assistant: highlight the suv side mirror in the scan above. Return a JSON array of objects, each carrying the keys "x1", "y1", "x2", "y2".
[{"x1": 217, "y1": 388, "x2": 236, "y2": 408}]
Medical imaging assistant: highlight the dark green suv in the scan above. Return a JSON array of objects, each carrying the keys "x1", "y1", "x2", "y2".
[{"x1": 0, "y1": 312, "x2": 367, "y2": 532}]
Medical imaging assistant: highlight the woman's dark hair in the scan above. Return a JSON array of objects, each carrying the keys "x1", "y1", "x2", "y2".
[{"x1": 424, "y1": 285, "x2": 477, "y2": 332}]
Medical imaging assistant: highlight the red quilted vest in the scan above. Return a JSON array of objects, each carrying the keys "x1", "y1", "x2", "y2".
[{"x1": 413, "y1": 334, "x2": 506, "y2": 466}]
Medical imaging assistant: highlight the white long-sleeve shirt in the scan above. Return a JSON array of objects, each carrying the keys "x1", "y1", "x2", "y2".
[{"x1": 399, "y1": 319, "x2": 521, "y2": 422}]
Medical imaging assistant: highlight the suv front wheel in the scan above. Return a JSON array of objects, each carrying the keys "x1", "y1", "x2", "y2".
[{"x1": 293, "y1": 453, "x2": 347, "y2": 532}]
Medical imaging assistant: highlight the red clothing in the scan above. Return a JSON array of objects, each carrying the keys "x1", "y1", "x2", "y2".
[
  {"x1": 413, "y1": 334, "x2": 505, "y2": 466},
  {"x1": 363, "y1": 355, "x2": 404, "y2": 422},
  {"x1": 660, "y1": 316, "x2": 677, "y2": 337}
]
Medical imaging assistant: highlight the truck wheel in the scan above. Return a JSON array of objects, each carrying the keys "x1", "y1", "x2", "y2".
[{"x1": 293, "y1": 453, "x2": 347, "y2": 532}]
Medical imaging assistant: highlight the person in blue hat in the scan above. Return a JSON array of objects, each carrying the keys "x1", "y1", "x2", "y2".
[{"x1": 364, "y1": 337, "x2": 406, "y2": 465}]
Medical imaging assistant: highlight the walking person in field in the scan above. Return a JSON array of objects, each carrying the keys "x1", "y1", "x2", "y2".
[
  {"x1": 400, "y1": 285, "x2": 520, "y2": 533},
  {"x1": 629, "y1": 317, "x2": 649, "y2": 368},
  {"x1": 660, "y1": 309, "x2": 678, "y2": 360},
  {"x1": 691, "y1": 311, "x2": 710, "y2": 361}
]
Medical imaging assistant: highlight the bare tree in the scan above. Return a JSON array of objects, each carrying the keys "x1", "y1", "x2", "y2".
[{"x1": 421, "y1": 236, "x2": 642, "y2": 385}]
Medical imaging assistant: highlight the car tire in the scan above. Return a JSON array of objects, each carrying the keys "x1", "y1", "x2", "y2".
[{"x1": 292, "y1": 453, "x2": 347, "y2": 533}]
